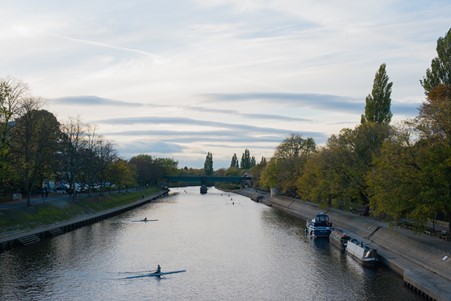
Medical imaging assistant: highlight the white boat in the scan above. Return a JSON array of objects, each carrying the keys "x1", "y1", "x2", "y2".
[
  {"x1": 346, "y1": 238, "x2": 378, "y2": 267},
  {"x1": 125, "y1": 269, "x2": 186, "y2": 279}
]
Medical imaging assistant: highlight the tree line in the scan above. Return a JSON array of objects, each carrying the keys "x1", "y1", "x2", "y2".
[
  {"x1": 253, "y1": 29, "x2": 450, "y2": 231},
  {"x1": 200, "y1": 29, "x2": 450, "y2": 231},
  {"x1": 0, "y1": 81, "x2": 178, "y2": 205}
]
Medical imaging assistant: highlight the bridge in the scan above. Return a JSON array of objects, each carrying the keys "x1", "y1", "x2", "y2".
[{"x1": 164, "y1": 176, "x2": 252, "y2": 192}]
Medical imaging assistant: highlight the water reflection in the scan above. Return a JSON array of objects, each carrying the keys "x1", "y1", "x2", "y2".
[{"x1": 0, "y1": 187, "x2": 424, "y2": 301}]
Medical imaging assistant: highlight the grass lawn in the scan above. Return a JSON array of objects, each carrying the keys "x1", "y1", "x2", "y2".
[{"x1": 0, "y1": 187, "x2": 161, "y2": 236}]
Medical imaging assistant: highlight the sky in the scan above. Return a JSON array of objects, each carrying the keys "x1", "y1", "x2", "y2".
[{"x1": 1, "y1": 1, "x2": 450, "y2": 169}]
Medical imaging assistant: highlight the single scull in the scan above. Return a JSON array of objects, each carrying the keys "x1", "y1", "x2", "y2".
[{"x1": 125, "y1": 270, "x2": 186, "y2": 279}]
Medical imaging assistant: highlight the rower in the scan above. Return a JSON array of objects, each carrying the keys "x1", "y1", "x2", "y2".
[
  {"x1": 154, "y1": 264, "x2": 161, "y2": 278},
  {"x1": 143, "y1": 217, "x2": 148, "y2": 222}
]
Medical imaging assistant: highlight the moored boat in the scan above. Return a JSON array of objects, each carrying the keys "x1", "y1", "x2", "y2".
[
  {"x1": 200, "y1": 185, "x2": 208, "y2": 194},
  {"x1": 305, "y1": 211, "x2": 333, "y2": 238},
  {"x1": 329, "y1": 228, "x2": 351, "y2": 251},
  {"x1": 346, "y1": 238, "x2": 378, "y2": 267}
]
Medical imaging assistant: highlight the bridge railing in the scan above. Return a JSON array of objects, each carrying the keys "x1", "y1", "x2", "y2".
[{"x1": 164, "y1": 176, "x2": 252, "y2": 184}]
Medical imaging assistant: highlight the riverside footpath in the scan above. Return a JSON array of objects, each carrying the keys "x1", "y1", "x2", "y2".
[{"x1": 237, "y1": 188, "x2": 451, "y2": 301}]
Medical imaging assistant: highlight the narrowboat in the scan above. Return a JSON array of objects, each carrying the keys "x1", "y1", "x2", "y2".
[
  {"x1": 329, "y1": 228, "x2": 351, "y2": 251},
  {"x1": 346, "y1": 238, "x2": 378, "y2": 267}
]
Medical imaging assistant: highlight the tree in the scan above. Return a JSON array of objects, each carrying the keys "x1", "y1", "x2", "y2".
[
  {"x1": 367, "y1": 125, "x2": 440, "y2": 226},
  {"x1": 297, "y1": 148, "x2": 345, "y2": 207},
  {"x1": 11, "y1": 100, "x2": 61, "y2": 205},
  {"x1": 420, "y1": 28, "x2": 451, "y2": 95},
  {"x1": 59, "y1": 117, "x2": 87, "y2": 200},
  {"x1": 230, "y1": 153, "x2": 239, "y2": 168},
  {"x1": 106, "y1": 158, "x2": 136, "y2": 192},
  {"x1": 80, "y1": 125, "x2": 102, "y2": 195},
  {"x1": 204, "y1": 152, "x2": 213, "y2": 175},
  {"x1": 129, "y1": 154, "x2": 155, "y2": 186},
  {"x1": 250, "y1": 156, "x2": 256, "y2": 168},
  {"x1": 0, "y1": 78, "x2": 28, "y2": 192},
  {"x1": 240, "y1": 149, "x2": 251, "y2": 170},
  {"x1": 260, "y1": 134, "x2": 316, "y2": 196},
  {"x1": 95, "y1": 139, "x2": 117, "y2": 193},
  {"x1": 361, "y1": 63, "x2": 393, "y2": 124},
  {"x1": 274, "y1": 134, "x2": 315, "y2": 159}
]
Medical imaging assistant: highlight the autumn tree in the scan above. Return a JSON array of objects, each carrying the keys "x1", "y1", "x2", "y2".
[
  {"x1": 369, "y1": 29, "x2": 451, "y2": 230},
  {"x1": 297, "y1": 147, "x2": 346, "y2": 207},
  {"x1": 260, "y1": 134, "x2": 316, "y2": 196},
  {"x1": 361, "y1": 63, "x2": 393, "y2": 125},
  {"x1": 106, "y1": 158, "x2": 136, "y2": 192}
]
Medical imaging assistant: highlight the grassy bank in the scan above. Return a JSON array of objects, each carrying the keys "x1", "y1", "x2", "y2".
[{"x1": 0, "y1": 187, "x2": 160, "y2": 236}]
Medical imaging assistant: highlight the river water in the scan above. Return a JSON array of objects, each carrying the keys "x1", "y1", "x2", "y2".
[{"x1": 0, "y1": 186, "x2": 424, "y2": 301}]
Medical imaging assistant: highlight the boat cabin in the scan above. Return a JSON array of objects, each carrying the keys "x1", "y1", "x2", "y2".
[{"x1": 313, "y1": 212, "x2": 332, "y2": 227}]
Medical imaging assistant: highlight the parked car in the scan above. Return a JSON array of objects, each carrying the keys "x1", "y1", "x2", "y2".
[{"x1": 54, "y1": 184, "x2": 69, "y2": 194}]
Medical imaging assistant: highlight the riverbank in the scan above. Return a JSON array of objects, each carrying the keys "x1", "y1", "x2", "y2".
[
  {"x1": 236, "y1": 189, "x2": 451, "y2": 301},
  {"x1": 0, "y1": 188, "x2": 169, "y2": 252}
]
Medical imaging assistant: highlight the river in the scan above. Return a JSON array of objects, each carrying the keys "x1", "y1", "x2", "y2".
[{"x1": 0, "y1": 186, "x2": 424, "y2": 301}]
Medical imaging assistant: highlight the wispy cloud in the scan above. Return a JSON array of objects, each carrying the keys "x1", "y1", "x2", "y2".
[
  {"x1": 1, "y1": 0, "x2": 448, "y2": 168},
  {"x1": 205, "y1": 92, "x2": 363, "y2": 113},
  {"x1": 50, "y1": 95, "x2": 145, "y2": 106},
  {"x1": 97, "y1": 116, "x2": 325, "y2": 137}
]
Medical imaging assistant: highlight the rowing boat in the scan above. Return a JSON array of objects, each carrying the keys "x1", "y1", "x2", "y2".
[
  {"x1": 131, "y1": 219, "x2": 158, "y2": 222},
  {"x1": 125, "y1": 269, "x2": 186, "y2": 279}
]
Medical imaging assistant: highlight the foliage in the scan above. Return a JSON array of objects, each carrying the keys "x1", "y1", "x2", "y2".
[
  {"x1": 128, "y1": 155, "x2": 178, "y2": 186},
  {"x1": 259, "y1": 134, "x2": 316, "y2": 195},
  {"x1": 0, "y1": 78, "x2": 28, "y2": 192},
  {"x1": 204, "y1": 152, "x2": 213, "y2": 175},
  {"x1": 230, "y1": 153, "x2": 239, "y2": 168},
  {"x1": 106, "y1": 158, "x2": 136, "y2": 191},
  {"x1": 420, "y1": 29, "x2": 451, "y2": 95},
  {"x1": 240, "y1": 149, "x2": 252, "y2": 169},
  {"x1": 361, "y1": 63, "x2": 393, "y2": 124},
  {"x1": 11, "y1": 106, "x2": 61, "y2": 205}
]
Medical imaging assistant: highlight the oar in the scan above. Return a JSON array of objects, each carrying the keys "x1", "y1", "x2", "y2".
[{"x1": 119, "y1": 269, "x2": 156, "y2": 274}]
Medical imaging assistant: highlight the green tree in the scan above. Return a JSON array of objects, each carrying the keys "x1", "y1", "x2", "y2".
[
  {"x1": 0, "y1": 78, "x2": 28, "y2": 193},
  {"x1": 250, "y1": 156, "x2": 256, "y2": 168},
  {"x1": 240, "y1": 149, "x2": 251, "y2": 169},
  {"x1": 260, "y1": 134, "x2": 316, "y2": 196},
  {"x1": 368, "y1": 125, "x2": 436, "y2": 225},
  {"x1": 129, "y1": 154, "x2": 155, "y2": 186},
  {"x1": 106, "y1": 158, "x2": 136, "y2": 192},
  {"x1": 297, "y1": 148, "x2": 345, "y2": 207},
  {"x1": 420, "y1": 28, "x2": 451, "y2": 95},
  {"x1": 361, "y1": 63, "x2": 393, "y2": 124},
  {"x1": 259, "y1": 158, "x2": 280, "y2": 189},
  {"x1": 204, "y1": 152, "x2": 213, "y2": 175},
  {"x1": 230, "y1": 153, "x2": 239, "y2": 168},
  {"x1": 11, "y1": 100, "x2": 61, "y2": 205}
]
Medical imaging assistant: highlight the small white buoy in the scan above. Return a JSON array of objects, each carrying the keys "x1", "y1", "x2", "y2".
[{"x1": 442, "y1": 255, "x2": 448, "y2": 261}]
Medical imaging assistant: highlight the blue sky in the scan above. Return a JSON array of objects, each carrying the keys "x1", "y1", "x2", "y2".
[{"x1": 1, "y1": 0, "x2": 450, "y2": 168}]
